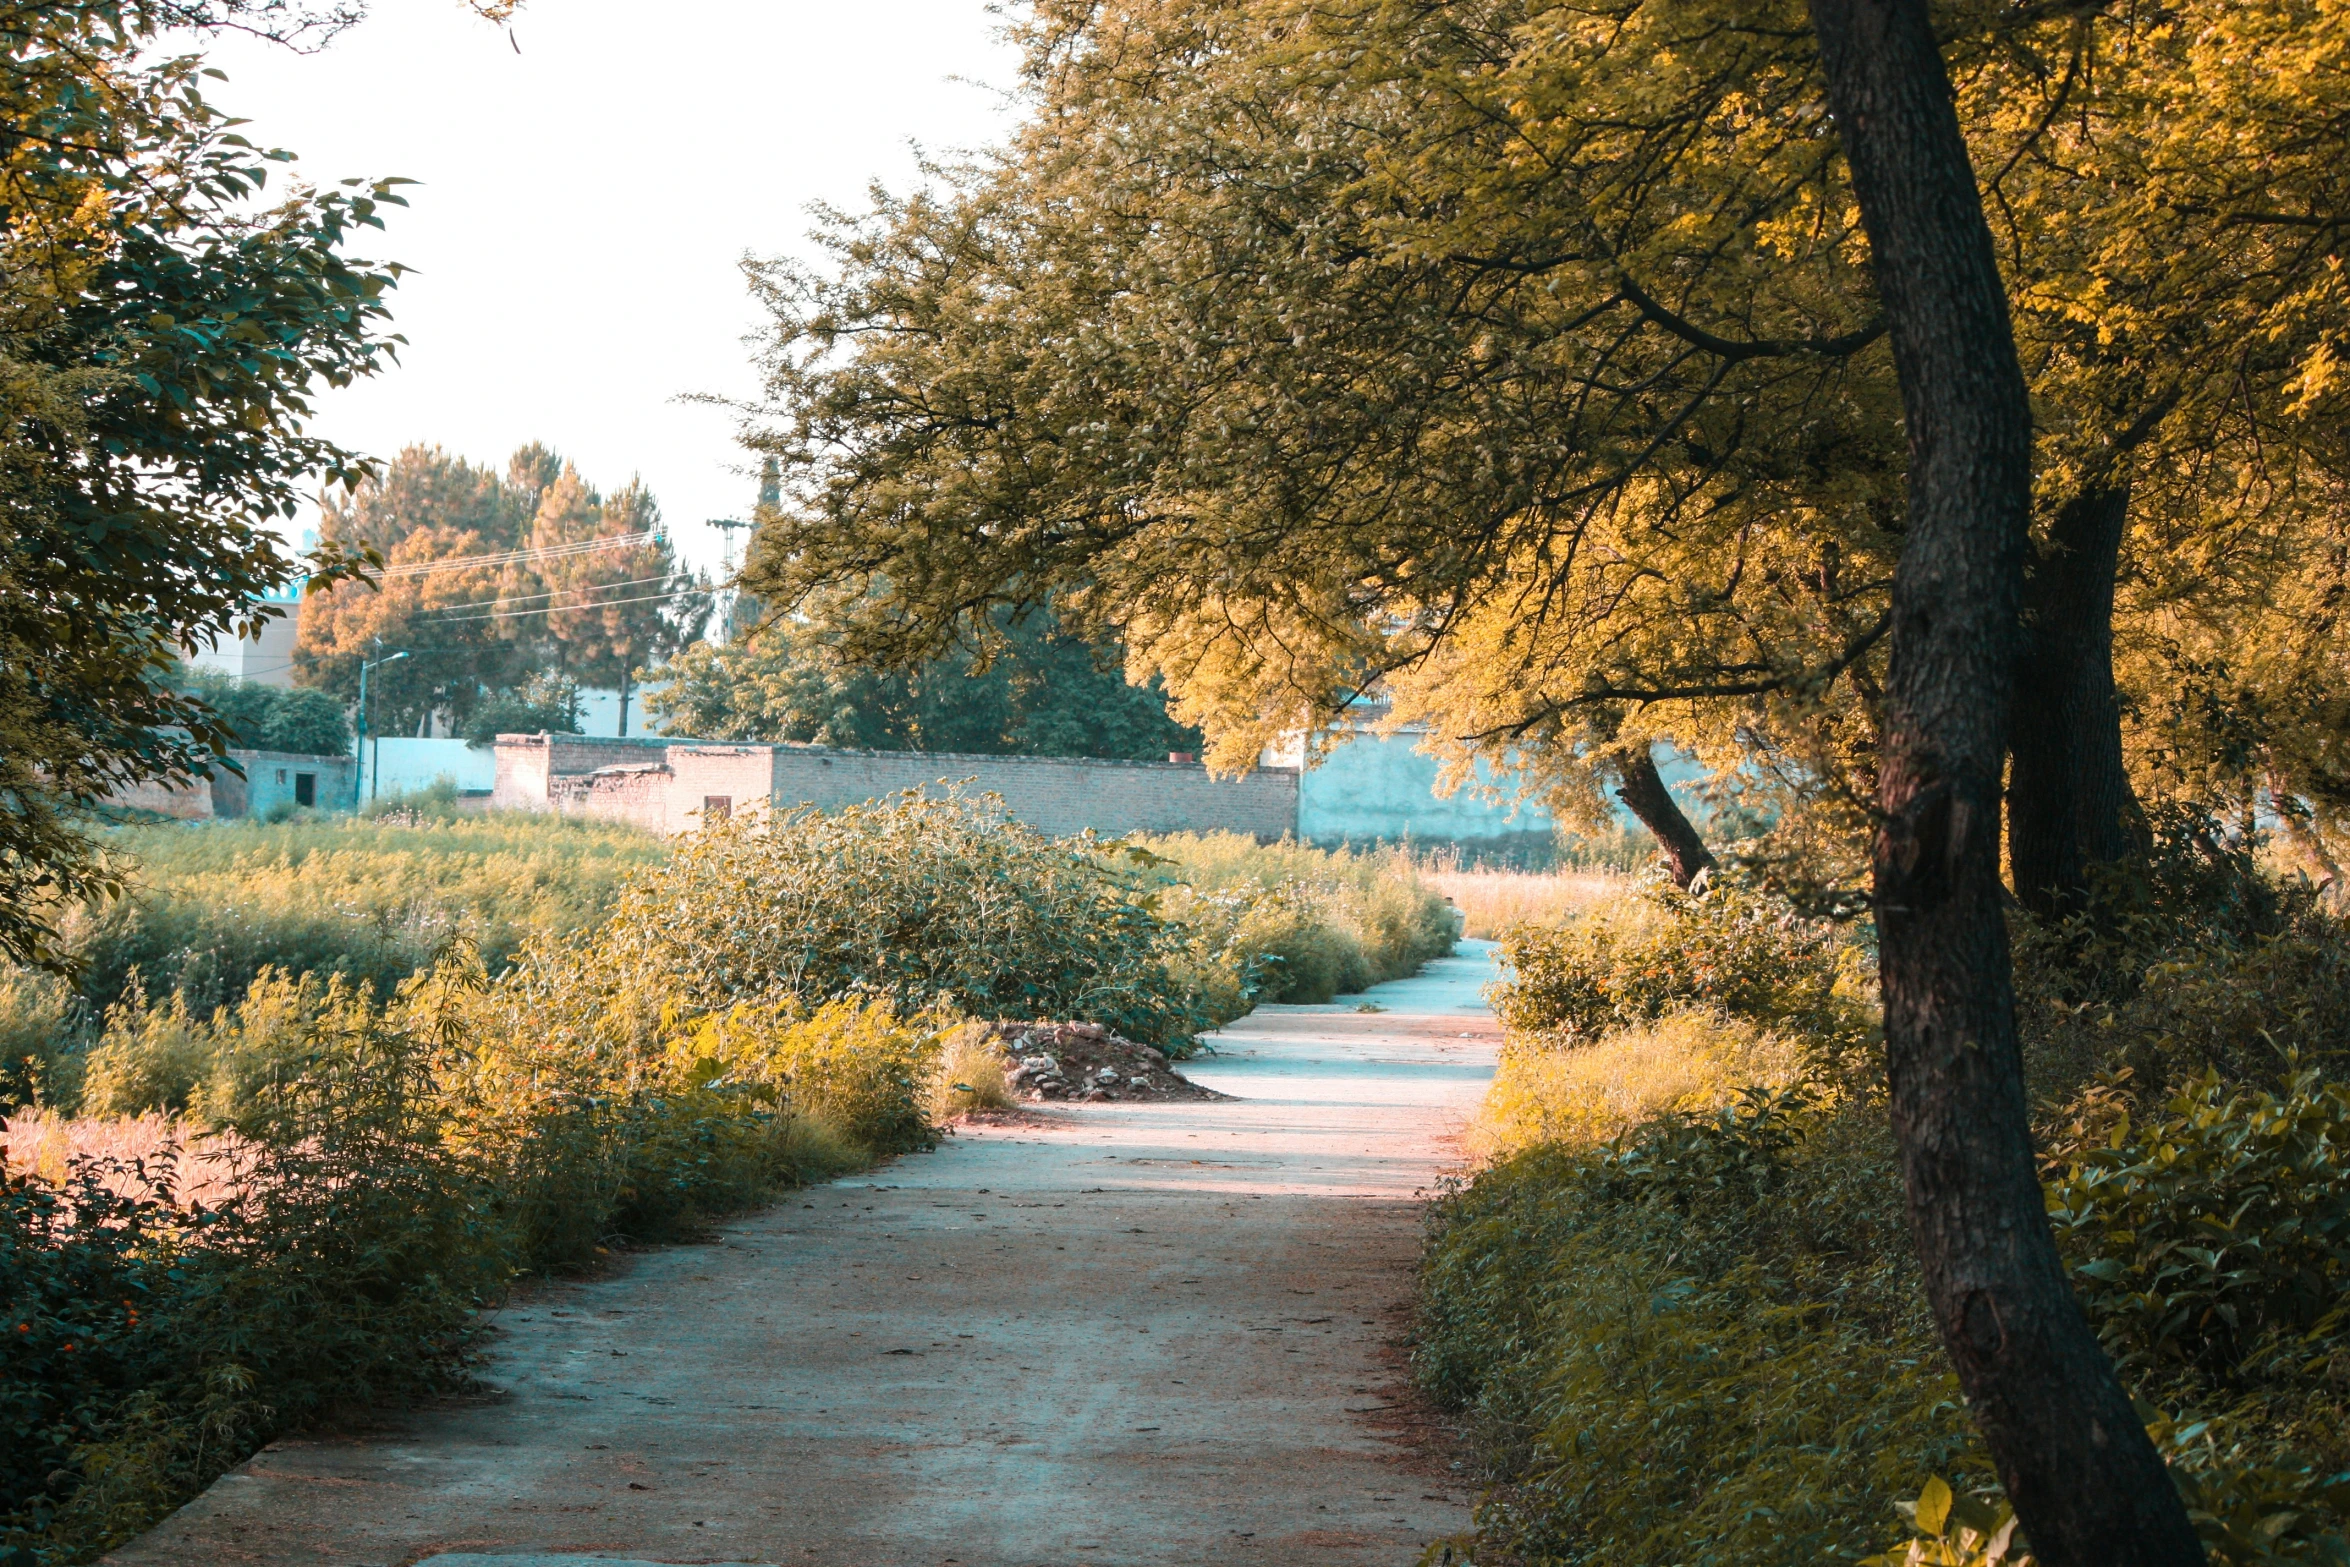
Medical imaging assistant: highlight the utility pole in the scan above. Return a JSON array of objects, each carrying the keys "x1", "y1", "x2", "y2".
[
  {"x1": 708, "y1": 517, "x2": 751, "y2": 576},
  {"x1": 708, "y1": 517, "x2": 752, "y2": 640},
  {"x1": 352, "y1": 646, "x2": 409, "y2": 809}
]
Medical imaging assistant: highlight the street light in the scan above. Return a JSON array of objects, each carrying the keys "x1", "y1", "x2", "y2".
[{"x1": 353, "y1": 648, "x2": 409, "y2": 809}]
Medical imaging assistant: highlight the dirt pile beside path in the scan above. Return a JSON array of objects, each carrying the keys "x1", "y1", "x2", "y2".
[{"x1": 977, "y1": 1021, "x2": 1229, "y2": 1102}]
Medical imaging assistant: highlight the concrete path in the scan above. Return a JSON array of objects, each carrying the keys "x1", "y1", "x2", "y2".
[{"x1": 111, "y1": 942, "x2": 1502, "y2": 1567}]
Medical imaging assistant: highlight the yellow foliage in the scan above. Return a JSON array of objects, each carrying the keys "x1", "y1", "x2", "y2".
[{"x1": 1468, "y1": 1008, "x2": 1808, "y2": 1163}]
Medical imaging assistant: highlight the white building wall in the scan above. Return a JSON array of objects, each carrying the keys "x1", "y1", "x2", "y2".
[{"x1": 181, "y1": 593, "x2": 302, "y2": 688}]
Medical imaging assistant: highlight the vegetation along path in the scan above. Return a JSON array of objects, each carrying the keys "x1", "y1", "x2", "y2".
[{"x1": 109, "y1": 942, "x2": 1503, "y2": 1567}]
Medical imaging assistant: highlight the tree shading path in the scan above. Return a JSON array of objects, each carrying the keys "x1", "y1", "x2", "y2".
[{"x1": 108, "y1": 946, "x2": 1503, "y2": 1567}]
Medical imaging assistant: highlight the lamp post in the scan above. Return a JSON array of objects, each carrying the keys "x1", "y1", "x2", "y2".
[{"x1": 352, "y1": 648, "x2": 409, "y2": 809}]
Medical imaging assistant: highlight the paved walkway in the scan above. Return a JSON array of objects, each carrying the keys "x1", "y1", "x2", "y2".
[{"x1": 111, "y1": 942, "x2": 1501, "y2": 1567}]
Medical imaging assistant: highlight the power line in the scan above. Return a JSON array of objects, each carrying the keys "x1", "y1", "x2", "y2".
[
  {"x1": 422, "y1": 586, "x2": 715, "y2": 626},
  {"x1": 406, "y1": 571, "x2": 695, "y2": 621}
]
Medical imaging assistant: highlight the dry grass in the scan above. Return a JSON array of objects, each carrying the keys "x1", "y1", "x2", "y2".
[
  {"x1": 1422, "y1": 866, "x2": 1626, "y2": 938},
  {"x1": 1465, "y1": 1009, "x2": 1807, "y2": 1163},
  {"x1": 925, "y1": 1024, "x2": 1017, "y2": 1119},
  {"x1": 1, "y1": 1108, "x2": 247, "y2": 1208}
]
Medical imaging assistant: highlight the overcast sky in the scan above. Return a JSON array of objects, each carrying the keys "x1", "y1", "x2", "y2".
[{"x1": 200, "y1": 0, "x2": 1022, "y2": 578}]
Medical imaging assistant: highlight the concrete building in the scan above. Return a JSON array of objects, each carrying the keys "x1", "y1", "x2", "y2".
[
  {"x1": 107, "y1": 749, "x2": 356, "y2": 821},
  {"x1": 212, "y1": 751, "x2": 358, "y2": 818},
  {"x1": 180, "y1": 590, "x2": 304, "y2": 688},
  {"x1": 1294, "y1": 730, "x2": 1554, "y2": 853},
  {"x1": 359, "y1": 737, "x2": 498, "y2": 803}
]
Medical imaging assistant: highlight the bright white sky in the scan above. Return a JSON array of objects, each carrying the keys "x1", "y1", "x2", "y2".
[{"x1": 199, "y1": 0, "x2": 1022, "y2": 578}]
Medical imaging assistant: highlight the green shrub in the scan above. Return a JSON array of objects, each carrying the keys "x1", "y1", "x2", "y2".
[
  {"x1": 1416, "y1": 1100, "x2": 1979, "y2": 1563},
  {"x1": 2049, "y1": 1070, "x2": 2350, "y2": 1383},
  {"x1": 1136, "y1": 832, "x2": 1458, "y2": 1005},
  {"x1": 1491, "y1": 869, "x2": 1875, "y2": 1061},
  {"x1": 589, "y1": 791, "x2": 1208, "y2": 1046},
  {"x1": 2, "y1": 966, "x2": 504, "y2": 1566},
  {"x1": 1430, "y1": 968, "x2": 2350, "y2": 1565},
  {"x1": 0, "y1": 971, "x2": 76, "y2": 1111},
  {"x1": 181, "y1": 671, "x2": 350, "y2": 756},
  {"x1": 4, "y1": 944, "x2": 929, "y2": 1561}
]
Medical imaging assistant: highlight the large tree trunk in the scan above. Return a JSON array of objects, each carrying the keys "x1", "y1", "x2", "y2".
[
  {"x1": 1807, "y1": 2, "x2": 2203, "y2": 1562},
  {"x1": 1609, "y1": 746, "x2": 1715, "y2": 889},
  {"x1": 2008, "y1": 484, "x2": 2148, "y2": 917}
]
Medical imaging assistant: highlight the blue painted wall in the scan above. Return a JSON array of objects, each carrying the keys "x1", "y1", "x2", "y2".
[
  {"x1": 1297, "y1": 729, "x2": 1552, "y2": 848},
  {"x1": 1295, "y1": 729, "x2": 1713, "y2": 849}
]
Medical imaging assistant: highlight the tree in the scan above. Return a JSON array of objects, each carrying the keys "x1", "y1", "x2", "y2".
[
  {"x1": 459, "y1": 671, "x2": 580, "y2": 747},
  {"x1": 646, "y1": 603, "x2": 1205, "y2": 760},
  {"x1": 509, "y1": 465, "x2": 705, "y2": 734},
  {"x1": 181, "y1": 670, "x2": 350, "y2": 755},
  {"x1": 0, "y1": 1, "x2": 403, "y2": 966},
  {"x1": 737, "y1": 0, "x2": 2347, "y2": 907},
  {"x1": 296, "y1": 444, "x2": 534, "y2": 734},
  {"x1": 724, "y1": 0, "x2": 2348, "y2": 1550},
  {"x1": 1809, "y1": 0, "x2": 2201, "y2": 1553}
]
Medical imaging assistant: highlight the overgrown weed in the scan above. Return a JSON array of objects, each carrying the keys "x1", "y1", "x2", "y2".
[{"x1": 1421, "y1": 812, "x2": 2350, "y2": 1563}]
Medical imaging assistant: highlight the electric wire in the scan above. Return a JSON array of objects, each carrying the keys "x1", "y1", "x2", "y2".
[
  {"x1": 419, "y1": 585, "x2": 715, "y2": 626},
  {"x1": 405, "y1": 570, "x2": 696, "y2": 619}
]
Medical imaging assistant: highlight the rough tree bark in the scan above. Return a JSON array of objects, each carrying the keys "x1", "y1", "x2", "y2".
[
  {"x1": 1610, "y1": 747, "x2": 1715, "y2": 889},
  {"x1": 1806, "y1": 1, "x2": 2204, "y2": 1561},
  {"x1": 2008, "y1": 484, "x2": 2149, "y2": 917}
]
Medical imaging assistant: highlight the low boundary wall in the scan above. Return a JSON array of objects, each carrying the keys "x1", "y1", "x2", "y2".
[{"x1": 494, "y1": 734, "x2": 1300, "y2": 841}]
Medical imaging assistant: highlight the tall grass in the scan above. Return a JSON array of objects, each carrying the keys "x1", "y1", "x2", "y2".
[
  {"x1": 1466, "y1": 1008, "x2": 1806, "y2": 1163},
  {"x1": 1419, "y1": 864, "x2": 1624, "y2": 938},
  {"x1": 66, "y1": 811, "x2": 664, "y2": 1018}
]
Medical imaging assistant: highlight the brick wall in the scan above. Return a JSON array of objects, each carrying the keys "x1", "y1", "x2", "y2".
[
  {"x1": 549, "y1": 762, "x2": 673, "y2": 828},
  {"x1": 493, "y1": 733, "x2": 1299, "y2": 841},
  {"x1": 492, "y1": 733, "x2": 669, "y2": 813},
  {"x1": 665, "y1": 746, "x2": 794, "y2": 835}
]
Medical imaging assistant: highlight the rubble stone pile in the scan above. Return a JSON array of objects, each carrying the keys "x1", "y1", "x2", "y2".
[{"x1": 976, "y1": 1021, "x2": 1226, "y2": 1102}]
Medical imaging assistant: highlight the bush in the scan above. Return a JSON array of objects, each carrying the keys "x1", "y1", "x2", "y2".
[
  {"x1": 3, "y1": 948, "x2": 932, "y2": 1561},
  {"x1": 1468, "y1": 1007, "x2": 1805, "y2": 1161},
  {"x1": 2049, "y1": 1070, "x2": 2350, "y2": 1384},
  {"x1": 2, "y1": 966, "x2": 503, "y2": 1566},
  {"x1": 1416, "y1": 1099, "x2": 1979, "y2": 1563},
  {"x1": 1432, "y1": 848, "x2": 2350, "y2": 1566},
  {"x1": 1136, "y1": 832, "x2": 1459, "y2": 1005},
  {"x1": 1491, "y1": 869, "x2": 1875, "y2": 1061},
  {"x1": 459, "y1": 674, "x2": 581, "y2": 747},
  {"x1": 590, "y1": 791, "x2": 1211, "y2": 1046},
  {"x1": 0, "y1": 972, "x2": 75, "y2": 1110},
  {"x1": 181, "y1": 671, "x2": 350, "y2": 756}
]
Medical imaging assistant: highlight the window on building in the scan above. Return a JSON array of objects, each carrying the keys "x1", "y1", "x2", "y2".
[
  {"x1": 703, "y1": 795, "x2": 731, "y2": 823},
  {"x1": 294, "y1": 772, "x2": 316, "y2": 808},
  {"x1": 275, "y1": 769, "x2": 288, "y2": 785}
]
